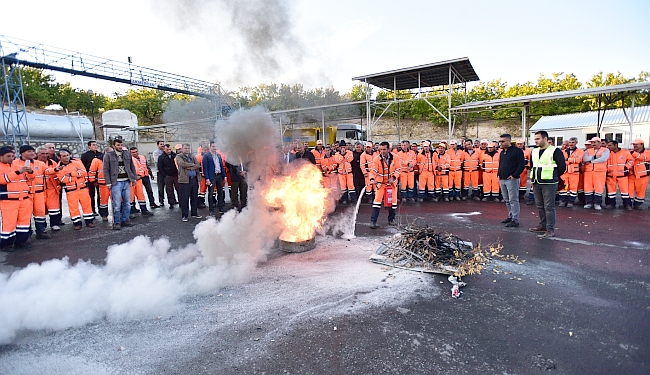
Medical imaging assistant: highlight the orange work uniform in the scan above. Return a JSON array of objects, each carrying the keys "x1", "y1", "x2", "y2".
[
  {"x1": 334, "y1": 151, "x2": 355, "y2": 202},
  {"x1": 583, "y1": 147, "x2": 608, "y2": 206},
  {"x1": 369, "y1": 152, "x2": 400, "y2": 224},
  {"x1": 480, "y1": 151, "x2": 500, "y2": 198},
  {"x1": 519, "y1": 147, "x2": 532, "y2": 195},
  {"x1": 396, "y1": 149, "x2": 417, "y2": 200},
  {"x1": 13, "y1": 159, "x2": 48, "y2": 236},
  {"x1": 629, "y1": 148, "x2": 650, "y2": 208},
  {"x1": 89, "y1": 158, "x2": 110, "y2": 218},
  {"x1": 417, "y1": 151, "x2": 436, "y2": 199},
  {"x1": 320, "y1": 155, "x2": 339, "y2": 189},
  {"x1": 43, "y1": 159, "x2": 62, "y2": 227},
  {"x1": 560, "y1": 147, "x2": 584, "y2": 205},
  {"x1": 131, "y1": 156, "x2": 148, "y2": 211},
  {"x1": 312, "y1": 147, "x2": 326, "y2": 169},
  {"x1": 360, "y1": 150, "x2": 377, "y2": 197},
  {"x1": 605, "y1": 148, "x2": 633, "y2": 208},
  {"x1": 434, "y1": 151, "x2": 450, "y2": 199},
  {"x1": 0, "y1": 161, "x2": 33, "y2": 248},
  {"x1": 447, "y1": 148, "x2": 464, "y2": 198},
  {"x1": 462, "y1": 149, "x2": 481, "y2": 199},
  {"x1": 195, "y1": 152, "x2": 208, "y2": 205},
  {"x1": 57, "y1": 159, "x2": 94, "y2": 227}
]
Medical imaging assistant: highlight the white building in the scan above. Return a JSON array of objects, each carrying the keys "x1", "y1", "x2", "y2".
[{"x1": 530, "y1": 105, "x2": 650, "y2": 148}]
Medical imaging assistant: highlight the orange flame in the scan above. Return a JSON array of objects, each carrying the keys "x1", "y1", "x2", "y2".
[{"x1": 262, "y1": 163, "x2": 328, "y2": 242}]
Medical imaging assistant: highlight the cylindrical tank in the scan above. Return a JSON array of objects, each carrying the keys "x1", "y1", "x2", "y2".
[{"x1": 1, "y1": 112, "x2": 94, "y2": 141}]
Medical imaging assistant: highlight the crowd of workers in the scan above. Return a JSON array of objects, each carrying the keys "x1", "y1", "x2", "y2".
[{"x1": 0, "y1": 131, "x2": 648, "y2": 251}]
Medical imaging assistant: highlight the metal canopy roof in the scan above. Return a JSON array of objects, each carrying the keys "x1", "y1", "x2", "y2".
[
  {"x1": 451, "y1": 81, "x2": 650, "y2": 111},
  {"x1": 530, "y1": 105, "x2": 650, "y2": 131},
  {"x1": 351, "y1": 58, "x2": 479, "y2": 90}
]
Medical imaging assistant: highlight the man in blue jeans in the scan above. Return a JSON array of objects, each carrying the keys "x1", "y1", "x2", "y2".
[
  {"x1": 103, "y1": 138, "x2": 138, "y2": 230},
  {"x1": 497, "y1": 134, "x2": 526, "y2": 227},
  {"x1": 528, "y1": 131, "x2": 567, "y2": 238}
]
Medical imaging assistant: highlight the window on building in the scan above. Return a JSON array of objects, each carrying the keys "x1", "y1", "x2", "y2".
[{"x1": 586, "y1": 133, "x2": 597, "y2": 142}]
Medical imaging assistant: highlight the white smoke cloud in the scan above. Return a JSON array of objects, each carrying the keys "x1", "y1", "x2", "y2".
[{"x1": 0, "y1": 109, "x2": 288, "y2": 344}]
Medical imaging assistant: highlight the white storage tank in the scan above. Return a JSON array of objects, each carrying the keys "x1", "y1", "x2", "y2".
[
  {"x1": 102, "y1": 109, "x2": 138, "y2": 143},
  {"x1": 1, "y1": 111, "x2": 94, "y2": 142}
]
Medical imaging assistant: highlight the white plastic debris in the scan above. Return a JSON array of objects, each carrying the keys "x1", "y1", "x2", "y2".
[{"x1": 448, "y1": 275, "x2": 467, "y2": 298}]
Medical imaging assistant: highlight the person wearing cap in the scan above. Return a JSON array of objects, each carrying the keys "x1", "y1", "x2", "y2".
[
  {"x1": 311, "y1": 140, "x2": 325, "y2": 169},
  {"x1": 333, "y1": 140, "x2": 355, "y2": 204},
  {"x1": 604, "y1": 140, "x2": 634, "y2": 210},
  {"x1": 360, "y1": 141, "x2": 377, "y2": 202},
  {"x1": 497, "y1": 134, "x2": 526, "y2": 227},
  {"x1": 56, "y1": 149, "x2": 96, "y2": 230},
  {"x1": 158, "y1": 144, "x2": 180, "y2": 209},
  {"x1": 629, "y1": 139, "x2": 650, "y2": 209},
  {"x1": 558, "y1": 137, "x2": 585, "y2": 208},
  {"x1": 397, "y1": 140, "x2": 417, "y2": 202},
  {"x1": 433, "y1": 142, "x2": 450, "y2": 201},
  {"x1": 480, "y1": 142, "x2": 501, "y2": 202},
  {"x1": 104, "y1": 138, "x2": 138, "y2": 229},
  {"x1": 0, "y1": 147, "x2": 35, "y2": 251},
  {"x1": 447, "y1": 140, "x2": 464, "y2": 201},
  {"x1": 582, "y1": 137, "x2": 609, "y2": 210},
  {"x1": 529, "y1": 130, "x2": 566, "y2": 239},
  {"x1": 80, "y1": 140, "x2": 103, "y2": 217},
  {"x1": 461, "y1": 139, "x2": 480, "y2": 200},
  {"x1": 417, "y1": 140, "x2": 436, "y2": 202},
  {"x1": 369, "y1": 141, "x2": 400, "y2": 228},
  {"x1": 13, "y1": 145, "x2": 51, "y2": 240}
]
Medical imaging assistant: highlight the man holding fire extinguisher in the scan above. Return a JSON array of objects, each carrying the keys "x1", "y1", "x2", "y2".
[{"x1": 369, "y1": 141, "x2": 400, "y2": 229}]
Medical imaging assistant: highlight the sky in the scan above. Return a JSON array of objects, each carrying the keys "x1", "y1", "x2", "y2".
[{"x1": 1, "y1": 0, "x2": 649, "y2": 98}]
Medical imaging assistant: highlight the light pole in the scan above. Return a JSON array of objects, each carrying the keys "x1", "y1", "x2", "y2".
[{"x1": 88, "y1": 89, "x2": 97, "y2": 140}]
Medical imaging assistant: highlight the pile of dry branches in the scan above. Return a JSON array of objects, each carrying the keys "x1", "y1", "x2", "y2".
[{"x1": 381, "y1": 225, "x2": 504, "y2": 277}]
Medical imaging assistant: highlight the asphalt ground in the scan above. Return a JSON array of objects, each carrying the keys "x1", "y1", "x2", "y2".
[{"x1": 1, "y1": 186, "x2": 649, "y2": 375}]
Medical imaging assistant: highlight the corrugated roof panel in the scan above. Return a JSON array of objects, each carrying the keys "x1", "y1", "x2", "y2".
[{"x1": 530, "y1": 106, "x2": 650, "y2": 131}]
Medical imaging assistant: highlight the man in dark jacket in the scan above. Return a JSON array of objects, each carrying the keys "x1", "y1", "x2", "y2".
[
  {"x1": 103, "y1": 138, "x2": 137, "y2": 229},
  {"x1": 294, "y1": 143, "x2": 316, "y2": 164},
  {"x1": 352, "y1": 142, "x2": 365, "y2": 201},
  {"x1": 157, "y1": 144, "x2": 179, "y2": 209},
  {"x1": 226, "y1": 159, "x2": 248, "y2": 211},
  {"x1": 80, "y1": 140, "x2": 103, "y2": 216},
  {"x1": 202, "y1": 141, "x2": 226, "y2": 216},
  {"x1": 497, "y1": 134, "x2": 526, "y2": 227}
]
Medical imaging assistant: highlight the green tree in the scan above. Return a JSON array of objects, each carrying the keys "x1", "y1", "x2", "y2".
[{"x1": 18, "y1": 67, "x2": 58, "y2": 107}]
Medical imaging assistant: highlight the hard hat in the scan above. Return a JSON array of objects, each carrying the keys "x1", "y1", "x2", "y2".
[
  {"x1": 422, "y1": 141, "x2": 431, "y2": 147},
  {"x1": 366, "y1": 141, "x2": 373, "y2": 147},
  {"x1": 480, "y1": 139, "x2": 488, "y2": 144},
  {"x1": 449, "y1": 140, "x2": 457, "y2": 145},
  {"x1": 632, "y1": 138, "x2": 645, "y2": 145},
  {"x1": 590, "y1": 137, "x2": 601, "y2": 142},
  {"x1": 316, "y1": 140, "x2": 323, "y2": 145}
]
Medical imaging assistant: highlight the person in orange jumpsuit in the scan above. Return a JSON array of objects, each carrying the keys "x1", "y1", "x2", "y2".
[
  {"x1": 88, "y1": 147, "x2": 112, "y2": 221},
  {"x1": 129, "y1": 147, "x2": 154, "y2": 217},
  {"x1": 320, "y1": 146, "x2": 339, "y2": 190},
  {"x1": 36, "y1": 147, "x2": 63, "y2": 231},
  {"x1": 359, "y1": 141, "x2": 377, "y2": 202},
  {"x1": 13, "y1": 145, "x2": 51, "y2": 240},
  {"x1": 333, "y1": 140, "x2": 355, "y2": 204},
  {"x1": 434, "y1": 142, "x2": 450, "y2": 201},
  {"x1": 447, "y1": 140, "x2": 464, "y2": 201},
  {"x1": 0, "y1": 146, "x2": 34, "y2": 251},
  {"x1": 55, "y1": 149, "x2": 95, "y2": 229},
  {"x1": 369, "y1": 141, "x2": 400, "y2": 228},
  {"x1": 397, "y1": 140, "x2": 417, "y2": 202},
  {"x1": 311, "y1": 140, "x2": 326, "y2": 170},
  {"x1": 480, "y1": 142, "x2": 501, "y2": 202},
  {"x1": 461, "y1": 139, "x2": 480, "y2": 201},
  {"x1": 515, "y1": 140, "x2": 534, "y2": 204},
  {"x1": 582, "y1": 137, "x2": 609, "y2": 210},
  {"x1": 604, "y1": 140, "x2": 634, "y2": 210},
  {"x1": 417, "y1": 141, "x2": 436, "y2": 202},
  {"x1": 558, "y1": 137, "x2": 585, "y2": 208},
  {"x1": 629, "y1": 139, "x2": 650, "y2": 209},
  {"x1": 196, "y1": 143, "x2": 208, "y2": 209}
]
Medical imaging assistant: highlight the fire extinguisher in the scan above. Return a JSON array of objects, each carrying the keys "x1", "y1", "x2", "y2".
[{"x1": 384, "y1": 183, "x2": 393, "y2": 207}]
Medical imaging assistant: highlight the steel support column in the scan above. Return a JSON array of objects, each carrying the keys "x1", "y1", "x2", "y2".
[{"x1": 0, "y1": 56, "x2": 29, "y2": 146}]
